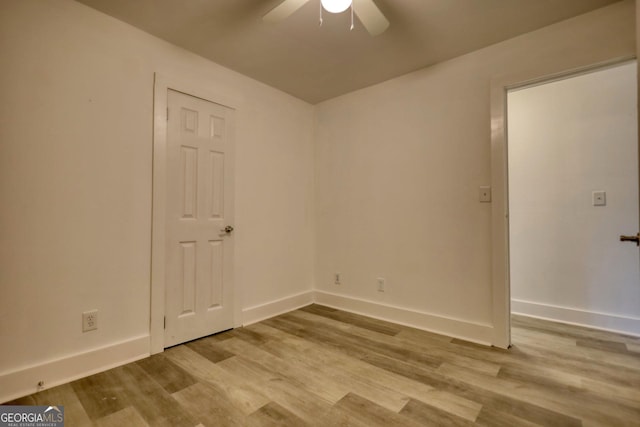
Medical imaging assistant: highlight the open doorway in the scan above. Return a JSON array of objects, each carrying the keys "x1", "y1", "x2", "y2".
[{"x1": 506, "y1": 61, "x2": 640, "y2": 336}]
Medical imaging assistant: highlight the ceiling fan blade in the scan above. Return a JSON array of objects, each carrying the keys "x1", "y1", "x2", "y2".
[
  {"x1": 263, "y1": 0, "x2": 310, "y2": 23},
  {"x1": 353, "y1": 0, "x2": 389, "y2": 36}
]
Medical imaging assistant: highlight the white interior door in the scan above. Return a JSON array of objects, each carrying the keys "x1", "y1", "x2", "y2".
[{"x1": 164, "y1": 89, "x2": 235, "y2": 348}]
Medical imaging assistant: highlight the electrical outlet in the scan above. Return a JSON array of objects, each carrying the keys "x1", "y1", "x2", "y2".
[
  {"x1": 82, "y1": 310, "x2": 98, "y2": 332},
  {"x1": 334, "y1": 273, "x2": 341, "y2": 285},
  {"x1": 377, "y1": 277, "x2": 385, "y2": 292}
]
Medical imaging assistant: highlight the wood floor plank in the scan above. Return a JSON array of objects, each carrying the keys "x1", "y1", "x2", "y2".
[
  {"x1": 394, "y1": 324, "x2": 454, "y2": 344},
  {"x1": 260, "y1": 338, "x2": 411, "y2": 413},
  {"x1": 7, "y1": 383, "x2": 92, "y2": 426},
  {"x1": 438, "y1": 362, "x2": 640, "y2": 426},
  {"x1": 254, "y1": 324, "x2": 481, "y2": 421},
  {"x1": 243, "y1": 321, "x2": 302, "y2": 342},
  {"x1": 576, "y1": 337, "x2": 631, "y2": 354},
  {"x1": 185, "y1": 336, "x2": 235, "y2": 363},
  {"x1": 313, "y1": 393, "x2": 422, "y2": 427},
  {"x1": 108, "y1": 363, "x2": 196, "y2": 427},
  {"x1": 300, "y1": 304, "x2": 401, "y2": 336},
  {"x1": 497, "y1": 365, "x2": 583, "y2": 390},
  {"x1": 228, "y1": 327, "x2": 271, "y2": 346},
  {"x1": 73, "y1": 363, "x2": 195, "y2": 426},
  {"x1": 474, "y1": 407, "x2": 542, "y2": 427},
  {"x1": 94, "y1": 406, "x2": 149, "y2": 427},
  {"x1": 136, "y1": 353, "x2": 198, "y2": 394},
  {"x1": 171, "y1": 382, "x2": 245, "y2": 427},
  {"x1": 361, "y1": 351, "x2": 581, "y2": 427},
  {"x1": 216, "y1": 336, "x2": 351, "y2": 404},
  {"x1": 291, "y1": 308, "x2": 500, "y2": 377},
  {"x1": 71, "y1": 367, "x2": 131, "y2": 420},
  {"x1": 496, "y1": 365, "x2": 640, "y2": 425},
  {"x1": 164, "y1": 345, "x2": 270, "y2": 416},
  {"x1": 251, "y1": 327, "x2": 466, "y2": 415},
  {"x1": 511, "y1": 324, "x2": 578, "y2": 347},
  {"x1": 278, "y1": 311, "x2": 443, "y2": 368},
  {"x1": 400, "y1": 398, "x2": 475, "y2": 426},
  {"x1": 581, "y1": 377, "x2": 640, "y2": 406},
  {"x1": 217, "y1": 355, "x2": 333, "y2": 424},
  {"x1": 452, "y1": 334, "x2": 640, "y2": 389},
  {"x1": 513, "y1": 327, "x2": 640, "y2": 369},
  {"x1": 246, "y1": 327, "x2": 414, "y2": 413},
  {"x1": 313, "y1": 339, "x2": 480, "y2": 419},
  {"x1": 262, "y1": 316, "x2": 370, "y2": 360},
  {"x1": 246, "y1": 401, "x2": 307, "y2": 427},
  {"x1": 511, "y1": 339, "x2": 640, "y2": 387},
  {"x1": 512, "y1": 314, "x2": 640, "y2": 346},
  {"x1": 11, "y1": 305, "x2": 640, "y2": 426}
]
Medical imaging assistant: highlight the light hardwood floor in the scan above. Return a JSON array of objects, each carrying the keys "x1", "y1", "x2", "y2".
[{"x1": 7, "y1": 304, "x2": 640, "y2": 426}]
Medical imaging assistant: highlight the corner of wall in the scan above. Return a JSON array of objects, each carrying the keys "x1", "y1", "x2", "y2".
[
  {"x1": 313, "y1": 291, "x2": 494, "y2": 346},
  {"x1": 242, "y1": 290, "x2": 315, "y2": 326}
]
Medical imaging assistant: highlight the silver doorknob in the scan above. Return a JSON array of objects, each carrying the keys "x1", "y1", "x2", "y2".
[
  {"x1": 222, "y1": 225, "x2": 234, "y2": 234},
  {"x1": 620, "y1": 233, "x2": 639, "y2": 246}
]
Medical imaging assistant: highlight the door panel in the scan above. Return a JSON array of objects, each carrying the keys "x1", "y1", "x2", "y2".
[
  {"x1": 165, "y1": 89, "x2": 234, "y2": 347},
  {"x1": 209, "y1": 151, "x2": 224, "y2": 218}
]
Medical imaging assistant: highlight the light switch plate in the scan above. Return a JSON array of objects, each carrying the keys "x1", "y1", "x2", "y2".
[
  {"x1": 479, "y1": 186, "x2": 491, "y2": 203},
  {"x1": 592, "y1": 190, "x2": 606, "y2": 206}
]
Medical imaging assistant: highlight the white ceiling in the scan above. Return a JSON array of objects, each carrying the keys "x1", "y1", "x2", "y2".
[{"x1": 75, "y1": 0, "x2": 620, "y2": 104}]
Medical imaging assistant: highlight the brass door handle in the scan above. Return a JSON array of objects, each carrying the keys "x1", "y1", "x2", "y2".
[
  {"x1": 620, "y1": 233, "x2": 639, "y2": 246},
  {"x1": 222, "y1": 225, "x2": 234, "y2": 234}
]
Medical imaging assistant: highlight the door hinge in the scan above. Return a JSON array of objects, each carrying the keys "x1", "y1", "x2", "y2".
[
  {"x1": 163, "y1": 316, "x2": 166, "y2": 329},
  {"x1": 166, "y1": 107, "x2": 169, "y2": 121}
]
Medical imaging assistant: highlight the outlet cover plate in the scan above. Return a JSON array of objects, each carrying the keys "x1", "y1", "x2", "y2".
[
  {"x1": 592, "y1": 190, "x2": 606, "y2": 206},
  {"x1": 479, "y1": 186, "x2": 492, "y2": 203},
  {"x1": 83, "y1": 310, "x2": 98, "y2": 332}
]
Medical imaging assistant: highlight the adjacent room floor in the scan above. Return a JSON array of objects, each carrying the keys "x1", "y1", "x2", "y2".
[{"x1": 7, "y1": 304, "x2": 640, "y2": 426}]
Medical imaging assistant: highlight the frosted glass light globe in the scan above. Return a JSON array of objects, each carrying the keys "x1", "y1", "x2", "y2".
[{"x1": 321, "y1": 0, "x2": 352, "y2": 14}]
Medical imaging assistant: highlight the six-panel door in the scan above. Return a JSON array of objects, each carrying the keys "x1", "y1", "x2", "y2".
[{"x1": 164, "y1": 89, "x2": 234, "y2": 347}]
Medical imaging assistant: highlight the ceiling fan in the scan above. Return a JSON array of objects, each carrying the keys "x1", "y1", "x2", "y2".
[{"x1": 263, "y1": 0, "x2": 389, "y2": 36}]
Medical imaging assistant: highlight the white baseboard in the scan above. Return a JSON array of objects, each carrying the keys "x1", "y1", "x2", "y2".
[
  {"x1": 1, "y1": 290, "x2": 502, "y2": 403},
  {"x1": 0, "y1": 335, "x2": 150, "y2": 404},
  {"x1": 242, "y1": 290, "x2": 314, "y2": 326},
  {"x1": 314, "y1": 291, "x2": 494, "y2": 345},
  {"x1": 511, "y1": 299, "x2": 640, "y2": 337}
]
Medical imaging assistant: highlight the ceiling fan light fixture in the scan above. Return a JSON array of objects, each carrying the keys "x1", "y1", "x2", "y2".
[{"x1": 321, "y1": 0, "x2": 352, "y2": 14}]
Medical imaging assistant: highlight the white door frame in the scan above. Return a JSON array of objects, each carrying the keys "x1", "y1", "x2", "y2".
[
  {"x1": 489, "y1": 55, "x2": 635, "y2": 348},
  {"x1": 151, "y1": 72, "x2": 243, "y2": 354}
]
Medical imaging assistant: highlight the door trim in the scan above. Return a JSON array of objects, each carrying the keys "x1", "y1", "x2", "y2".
[
  {"x1": 151, "y1": 73, "x2": 242, "y2": 354},
  {"x1": 489, "y1": 55, "x2": 634, "y2": 349}
]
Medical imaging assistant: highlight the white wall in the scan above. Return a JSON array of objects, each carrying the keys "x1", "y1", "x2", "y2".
[
  {"x1": 0, "y1": 0, "x2": 636, "y2": 403},
  {"x1": 508, "y1": 62, "x2": 640, "y2": 334},
  {"x1": 314, "y1": 1, "x2": 635, "y2": 342},
  {"x1": 0, "y1": 0, "x2": 314, "y2": 401}
]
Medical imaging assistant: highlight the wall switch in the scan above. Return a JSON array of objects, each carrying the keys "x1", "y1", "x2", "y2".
[
  {"x1": 592, "y1": 190, "x2": 606, "y2": 206},
  {"x1": 479, "y1": 186, "x2": 492, "y2": 203},
  {"x1": 334, "y1": 273, "x2": 341, "y2": 285},
  {"x1": 82, "y1": 310, "x2": 98, "y2": 332},
  {"x1": 377, "y1": 277, "x2": 385, "y2": 292}
]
